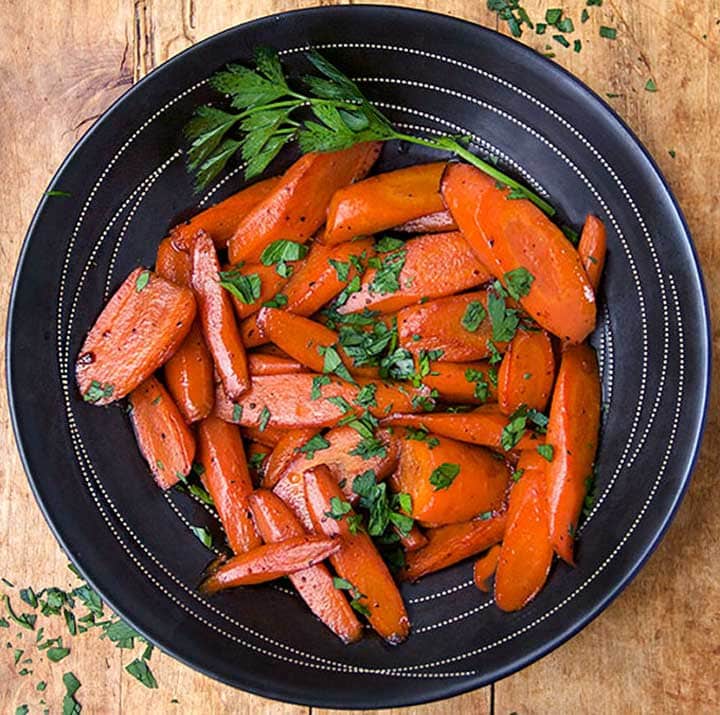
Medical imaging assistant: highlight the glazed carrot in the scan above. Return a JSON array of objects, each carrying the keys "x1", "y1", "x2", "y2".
[
  {"x1": 421, "y1": 360, "x2": 498, "y2": 404},
  {"x1": 228, "y1": 143, "x2": 381, "y2": 264},
  {"x1": 263, "y1": 428, "x2": 319, "y2": 488},
  {"x1": 473, "y1": 544, "x2": 502, "y2": 593},
  {"x1": 191, "y1": 230, "x2": 250, "y2": 399},
  {"x1": 398, "y1": 525, "x2": 428, "y2": 552},
  {"x1": 169, "y1": 176, "x2": 280, "y2": 250},
  {"x1": 249, "y1": 490, "x2": 363, "y2": 643},
  {"x1": 156, "y1": 236, "x2": 192, "y2": 286},
  {"x1": 197, "y1": 416, "x2": 261, "y2": 553},
  {"x1": 397, "y1": 291, "x2": 504, "y2": 361},
  {"x1": 393, "y1": 434, "x2": 509, "y2": 526},
  {"x1": 242, "y1": 425, "x2": 284, "y2": 447},
  {"x1": 76, "y1": 268, "x2": 196, "y2": 404},
  {"x1": 497, "y1": 329, "x2": 555, "y2": 415},
  {"x1": 339, "y1": 232, "x2": 492, "y2": 314},
  {"x1": 273, "y1": 470, "x2": 316, "y2": 533},
  {"x1": 304, "y1": 467, "x2": 410, "y2": 643},
  {"x1": 442, "y1": 164, "x2": 596, "y2": 343},
  {"x1": 226, "y1": 261, "x2": 296, "y2": 320},
  {"x1": 200, "y1": 536, "x2": 341, "y2": 592},
  {"x1": 495, "y1": 450, "x2": 553, "y2": 611},
  {"x1": 324, "y1": 163, "x2": 447, "y2": 244},
  {"x1": 239, "y1": 314, "x2": 268, "y2": 349},
  {"x1": 128, "y1": 376, "x2": 195, "y2": 489},
  {"x1": 163, "y1": 322, "x2": 215, "y2": 423},
  {"x1": 394, "y1": 209, "x2": 458, "y2": 234},
  {"x1": 545, "y1": 344, "x2": 601, "y2": 564},
  {"x1": 383, "y1": 405, "x2": 544, "y2": 451},
  {"x1": 247, "y1": 352, "x2": 307, "y2": 376},
  {"x1": 402, "y1": 513, "x2": 508, "y2": 582},
  {"x1": 578, "y1": 214, "x2": 607, "y2": 292},
  {"x1": 246, "y1": 441, "x2": 271, "y2": 483}
]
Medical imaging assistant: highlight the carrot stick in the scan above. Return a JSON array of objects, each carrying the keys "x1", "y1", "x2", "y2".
[
  {"x1": 191, "y1": 230, "x2": 250, "y2": 400},
  {"x1": 398, "y1": 525, "x2": 428, "y2": 552},
  {"x1": 473, "y1": 544, "x2": 502, "y2": 593},
  {"x1": 129, "y1": 376, "x2": 195, "y2": 489},
  {"x1": 272, "y1": 471, "x2": 316, "y2": 533},
  {"x1": 242, "y1": 425, "x2": 284, "y2": 447},
  {"x1": 578, "y1": 214, "x2": 607, "y2": 292},
  {"x1": 545, "y1": 344, "x2": 601, "y2": 564},
  {"x1": 494, "y1": 450, "x2": 554, "y2": 611},
  {"x1": 421, "y1": 360, "x2": 498, "y2": 404},
  {"x1": 197, "y1": 415, "x2": 261, "y2": 553},
  {"x1": 442, "y1": 163, "x2": 596, "y2": 344},
  {"x1": 304, "y1": 466, "x2": 410, "y2": 644},
  {"x1": 248, "y1": 490, "x2": 363, "y2": 643},
  {"x1": 169, "y1": 176, "x2": 280, "y2": 250},
  {"x1": 340, "y1": 232, "x2": 492, "y2": 314},
  {"x1": 247, "y1": 352, "x2": 307, "y2": 376},
  {"x1": 395, "y1": 209, "x2": 458, "y2": 234},
  {"x1": 228, "y1": 143, "x2": 381, "y2": 264},
  {"x1": 497, "y1": 329, "x2": 555, "y2": 415},
  {"x1": 200, "y1": 536, "x2": 341, "y2": 592},
  {"x1": 263, "y1": 428, "x2": 319, "y2": 488},
  {"x1": 246, "y1": 441, "x2": 271, "y2": 483},
  {"x1": 156, "y1": 236, "x2": 192, "y2": 286},
  {"x1": 76, "y1": 268, "x2": 196, "y2": 404},
  {"x1": 402, "y1": 513, "x2": 508, "y2": 582},
  {"x1": 393, "y1": 434, "x2": 509, "y2": 526},
  {"x1": 324, "y1": 162, "x2": 447, "y2": 244}
]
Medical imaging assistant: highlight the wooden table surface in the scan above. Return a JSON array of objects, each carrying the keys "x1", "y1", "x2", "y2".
[{"x1": 1, "y1": 1, "x2": 718, "y2": 712}]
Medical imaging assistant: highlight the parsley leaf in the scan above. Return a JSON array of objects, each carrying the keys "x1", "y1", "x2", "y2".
[
  {"x1": 299, "y1": 434, "x2": 330, "y2": 459},
  {"x1": 83, "y1": 380, "x2": 114, "y2": 403},
  {"x1": 126, "y1": 658, "x2": 158, "y2": 689},
  {"x1": 465, "y1": 367, "x2": 490, "y2": 402},
  {"x1": 537, "y1": 444, "x2": 554, "y2": 461},
  {"x1": 325, "y1": 496, "x2": 352, "y2": 520},
  {"x1": 318, "y1": 344, "x2": 354, "y2": 382},
  {"x1": 487, "y1": 282, "x2": 519, "y2": 342},
  {"x1": 311, "y1": 375, "x2": 331, "y2": 400},
  {"x1": 503, "y1": 267, "x2": 534, "y2": 300},
  {"x1": 369, "y1": 250, "x2": 406, "y2": 295},
  {"x1": 461, "y1": 300, "x2": 487, "y2": 332},
  {"x1": 429, "y1": 462, "x2": 461, "y2": 491},
  {"x1": 259, "y1": 239, "x2": 309, "y2": 266},
  {"x1": 218, "y1": 267, "x2": 261, "y2": 304},
  {"x1": 375, "y1": 236, "x2": 405, "y2": 253},
  {"x1": 190, "y1": 526, "x2": 213, "y2": 548},
  {"x1": 135, "y1": 270, "x2": 150, "y2": 293}
]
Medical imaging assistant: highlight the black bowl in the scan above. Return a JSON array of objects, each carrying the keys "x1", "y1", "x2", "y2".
[{"x1": 7, "y1": 6, "x2": 710, "y2": 709}]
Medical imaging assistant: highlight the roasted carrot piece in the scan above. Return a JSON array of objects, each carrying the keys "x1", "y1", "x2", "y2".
[
  {"x1": 545, "y1": 344, "x2": 601, "y2": 564},
  {"x1": 169, "y1": 176, "x2": 280, "y2": 250},
  {"x1": 495, "y1": 450, "x2": 553, "y2": 610},
  {"x1": 263, "y1": 428, "x2": 319, "y2": 488},
  {"x1": 421, "y1": 360, "x2": 498, "y2": 404},
  {"x1": 397, "y1": 291, "x2": 504, "y2": 361},
  {"x1": 272, "y1": 470, "x2": 316, "y2": 533},
  {"x1": 191, "y1": 230, "x2": 250, "y2": 400},
  {"x1": 304, "y1": 467, "x2": 410, "y2": 644},
  {"x1": 339, "y1": 232, "x2": 492, "y2": 315},
  {"x1": 197, "y1": 416, "x2": 261, "y2": 553},
  {"x1": 226, "y1": 261, "x2": 296, "y2": 320},
  {"x1": 228, "y1": 143, "x2": 381, "y2": 264},
  {"x1": 247, "y1": 352, "x2": 307, "y2": 376},
  {"x1": 246, "y1": 441, "x2": 271, "y2": 483},
  {"x1": 473, "y1": 544, "x2": 502, "y2": 593},
  {"x1": 442, "y1": 164, "x2": 596, "y2": 344},
  {"x1": 200, "y1": 536, "x2": 341, "y2": 592},
  {"x1": 163, "y1": 322, "x2": 215, "y2": 423},
  {"x1": 76, "y1": 268, "x2": 196, "y2": 404},
  {"x1": 578, "y1": 214, "x2": 607, "y2": 292},
  {"x1": 497, "y1": 329, "x2": 555, "y2": 415},
  {"x1": 398, "y1": 525, "x2": 428, "y2": 552},
  {"x1": 383, "y1": 405, "x2": 544, "y2": 451},
  {"x1": 156, "y1": 236, "x2": 192, "y2": 286},
  {"x1": 402, "y1": 513, "x2": 508, "y2": 582},
  {"x1": 128, "y1": 376, "x2": 195, "y2": 489},
  {"x1": 249, "y1": 490, "x2": 363, "y2": 643},
  {"x1": 239, "y1": 314, "x2": 268, "y2": 349},
  {"x1": 324, "y1": 162, "x2": 447, "y2": 244},
  {"x1": 393, "y1": 434, "x2": 509, "y2": 526},
  {"x1": 395, "y1": 209, "x2": 458, "y2": 234},
  {"x1": 242, "y1": 425, "x2": 284, "y2": 447}
]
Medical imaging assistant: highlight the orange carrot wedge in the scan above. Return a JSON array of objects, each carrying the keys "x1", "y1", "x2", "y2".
[
  {"x1": 473, "y1": 544, "x2": 502, "y2": 592},
  {"x1": 191, "y1": 230, "x2": 250, "y2": 400},
  {"x1": 402, "y1": 513, "x2": 508, "y2": 582},
  {"x1": 578, "y1": 214, "x2": 607, "y2": 292},
  {"x1": 422, "y1": 360, "x2": 498, "y2": 404},
  {"x1": 200, "y1": 536, "x2": 341, "y2": 592},
  {"x1": 398, "y1": 291, "x2": 504, "y2": 361},
  {"x1": 395, "y1": 209, "x2": 458, "y2": 234},
  {"x1": 246, "y1": 441, "x2": 270, "y2": 482},
  {"x1": 497, "y1": 329, "x2": 555, "y2": 415},
  {"x1": 163, "y1": 322, "x2": 215, "y2": 423},
  {"x1": 324, "y1": 162, "x2": 447, "y2": 244},
  {"x1": 243, "y1": 425, "x2": 284, "y2": 447},
  {"x1": 129, "y1": 376, "x2": 195, "y2": 489},
  {"x1": 247, "y1": 352, "x2": 307, "y2": 376},
  {"x1": 197, "y1": 416, "x2": 261, "y2": 554},
  {"x1": 226, "y1": 261, "x2": 295, "y2": 320},
  {"x1": 393, "y1": 434, "x2": 509, "y2": 526},
  {"x1": 382, "y1": 405, "x2": 544, "y2": 451},
  {"x1": 249, "y1": 490, "x2": 363, "y2": 643},
  {"x1": 495, "y1": 450, "x2": 553, "y2": 611},
  {"x1": 76, "y1": 268, "x2": 196, "y2": 404},
  {"x1": 228, "y1": 143, "x2": 381, "y2": 264},
  {"x1": 545, "y1": 344, "x2": 601, "y2": 564},
  {"x1": 273, "y1": 470, "x2": 316, "y2": 533},
  {"x1": 398, "y1": 525, "x2": 428, "y2": 553},
  {"x1": 442, "y1": 163, "x2": 596, "y2": 343},
  {"x1": 304, "y1": 466, "x2": 410, "y2": 644},
  {"x1": 169, "y1": 176, "x2": 280, "y2": 250},
  {"x1": 340, "y1": 232, "x2": 492, "y2": 314},
  {"x1": 263, "y1": 428, "x2": 319, "y2": 488},
  {"x1": 156, "y1": 236, "x2": 192, "y2": 286}
]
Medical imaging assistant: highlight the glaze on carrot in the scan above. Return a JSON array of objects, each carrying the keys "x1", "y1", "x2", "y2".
[
  {"x1": 247, "y1": 352, "x2": 307, "y2": 376},
  {"x1": 578, "y1": 214, "x2": 607, "y2": 292},
  {"x1": 263, "y1": 428, "x2": 319, "y2": 489},
  {"x1": 394, "y1": 209, "x2": 458, "y2": 234},
  {"x1": 473, "y1": 544, "x2": 502, "y2": 593},
  {"x1": 156, "y1": 236, "x2": 192, "y2": 286}
]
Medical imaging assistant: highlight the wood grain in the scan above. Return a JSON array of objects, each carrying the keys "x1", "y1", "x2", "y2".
[{"x1": 0, "y1": 1, "x2": 717, "y2": 713}]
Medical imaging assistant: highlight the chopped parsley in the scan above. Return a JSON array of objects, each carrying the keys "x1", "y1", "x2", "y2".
[
  {"x1": 355, "y1": 382, "x2": 378, "y2": 408},
  {"x1": 332, "y1": 577, "x2": 371, "y2": 617},
  {"x1": 190, "y1": 526, "x2": 213, "y2": 548},
  {"x1": 404, "y1": 427, "x2": 440, "y2": 448},
  {"x1": 429, "y1": 462, "x2": 461, "y2": 491},
  {"x1": 262, "y1": 292, "x2": 288, "y2": 308},
  {"x1": 461, "y1": 300, "x2": 487, "y2": 332},
  {"x1": 318, "y1": 344, "x2": 354, "y2": 382},
  {"x1": 375, "y1": 236, "x2": 405, "y2": 253},
  {"x1": 465, "y1": 367, "x2": 490, "y2": 402},
  {"x1": 500, "y1": 405, "x2": 548, "y2": 450},
  {"x1": 645, "y1": 78, "x2": 658, "y2": 93},
  {"x1": 232, "y1": 404, "x2": 243, "y2": 422},
  {"x1": 487, "y1": 0, "x2": 534, "y2": 38},
  {"x1": 537, "y1": 444, "x2": 555, "y2": 461},
  {"x1": 352, "y1": 471, "x2": 414, "y2": 536},
  {"x1": 511, "y1": 468, "x2": 525, "y2": 482},
  {"x1": 368, "y1": 249, "x2": 406, "y2": 295},
  {"x1": 328, "y1": 258, "x2": 351, "y2": 282},
  {"x1": 599, "y1": 26, "x2": 617, "y2": 39},
  {"x1": 503, "y1": 267, "x2": 534, "y2": 300},
  {"x1": 299, "y1": 434, "x2": 330, "y2": 459},
  {"x1": 310, "y1": 374, "x2": 331, "y2": 400},
  {"x1": 325, "y1": 496, "x2": 352, "y2": 520},
  {"x1": 487, "y1": 282, "x2": 520, "y2": 342},
  {"x1": 126, "y1": 658, "x2": 158, "y2": 689},
  {"x1": 258, "y1": 406, "x2": 271, "y2": 431},
  {"x1": 218, "y1": 267, "x2": 261, "y2": 304},
  {"x1": 135, "y1": 270, "x2": 150, "y2": 293},
  {"x1": 259, "y1": 239, "x2": 309, "y2": 265},
  {"x1": 83, "y1": 381, "x2": 114, "y2": 403}
]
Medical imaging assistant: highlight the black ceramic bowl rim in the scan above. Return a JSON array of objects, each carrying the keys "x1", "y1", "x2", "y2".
[{"x1": 7, "y1": 6, "x2": 711, "y2": 709}]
